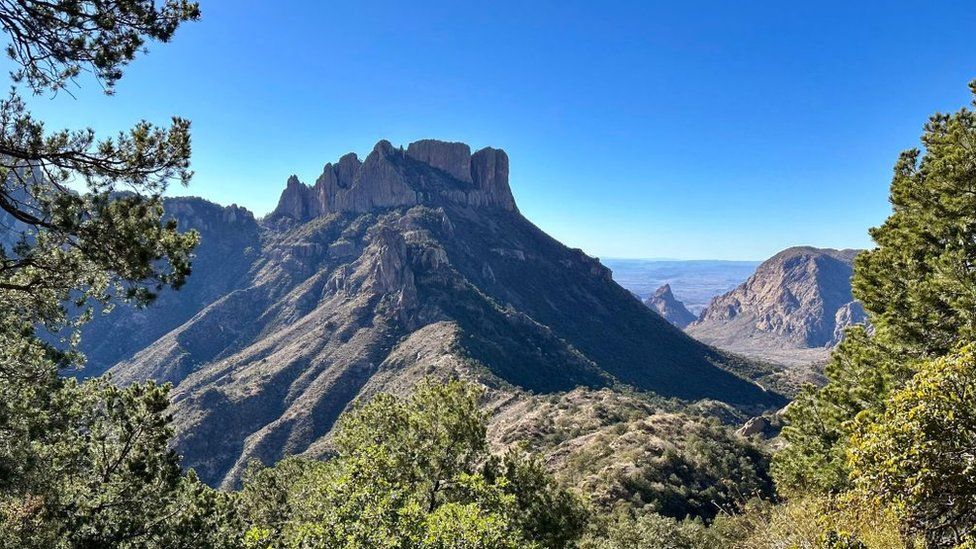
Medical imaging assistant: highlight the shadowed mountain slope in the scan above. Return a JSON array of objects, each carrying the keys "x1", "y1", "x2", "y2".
[
  {"x1": 77, "y1": 197, "x2": 262, "y2": 378},
  {"x1": 98, "y1": 139, "x2": 782, "y2": 487}
]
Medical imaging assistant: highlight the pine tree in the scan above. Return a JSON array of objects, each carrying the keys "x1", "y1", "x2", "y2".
[
  {"x1": 0, "y1": 3, "x2": 242, "y2": 547},
  {"x1": 774, "y1": 80, "x2": 976, "y2": 543}
]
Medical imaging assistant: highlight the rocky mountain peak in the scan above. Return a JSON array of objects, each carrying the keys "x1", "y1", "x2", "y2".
[
  {"x1": 269, "y1": 139, "x2": 518, "y2": 223},
  {"x1": 686, "y1": 246, "x2": 868, "y2": 365},
  {"x1": 471, "y1": 146, "x2": 515, "y2": 211},
  {"x1": 90, "y1": 141, "x2": 783, "y2": 488},
  {"x1": 274, "y1": 175, "x2": 315, "y2": 220},
  {"x1": 644, "y1": 284, "x2": 696, "y2": 328},
  {"x1": 164, "y1": 196, "x2": 259, "y2": 231},
  {"x1": 334, "y1": 153, "x2": 361, "y2": 187}
]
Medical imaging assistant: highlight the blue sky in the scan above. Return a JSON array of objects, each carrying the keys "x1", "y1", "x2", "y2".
[{"x1": 18, "y1": 1, "x2": 976, "y2": 260}]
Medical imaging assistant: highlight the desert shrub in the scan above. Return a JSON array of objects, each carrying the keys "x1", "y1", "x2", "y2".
[{"x1": 707, "y1": 495, "x2": 913, "y2": 549}]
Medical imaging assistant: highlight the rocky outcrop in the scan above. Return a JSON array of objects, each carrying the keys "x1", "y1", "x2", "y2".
[
  {"x1": 406, "y1": 140, "x2": 472, "y2": 183},
  {"x1": 736, "y1": 405, "x2": 790, "y2": 439},
  {"x1": 687, "y1": 247, "x2": 868, "y2": 366},
  {"x1": 644, "y1": 284, "x2": 696, "y2": 328},
  {"x1": 833, "y1": 301, "x2": 867, "y2": 343},
  {"x1": 470, "y1": 147, "x2": 516, "y2": 211},
  {"x1": 308, "y1": 153, "x2": 362, "y2": 217},
  {"x1": 273, "y1": 176, "x2": 315, "y2": 221},
  {"x1": 737, "y1": 416, "x2": 770, "y2": 437},
  {"x1": 269, "y1": 139, "x2": 518, "y2": 223}
]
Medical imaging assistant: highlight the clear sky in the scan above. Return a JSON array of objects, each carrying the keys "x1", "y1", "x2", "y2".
[{"x1": 17, "y1": 1, "x2": 976, "y2": 260}]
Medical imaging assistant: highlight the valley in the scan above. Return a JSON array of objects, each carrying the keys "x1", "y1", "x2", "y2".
[{"x1": 603, "y1": 259, "x2": 759, "y2": 314}]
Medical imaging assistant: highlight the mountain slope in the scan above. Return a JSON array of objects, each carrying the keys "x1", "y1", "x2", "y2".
[
  {"x1": 77, "y1": 197, "x2": 262, "y2": 377},
  {"x1": 686, "y1": 246, "x2": 867, "y2": 366},
  {"x1": 102, "y1": 139, "x2": 783, "y2": 487},
  {"x1": 644, "y1": 284, "x2": 696, "y2": 328}
]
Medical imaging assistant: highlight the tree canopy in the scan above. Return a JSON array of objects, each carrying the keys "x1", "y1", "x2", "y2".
[
  {"x1": 0, "y1": 2, "x2": 228, "y2": 547},
  {"x1": 236, "y1": 381, "x2": 590, "y2": 549}
]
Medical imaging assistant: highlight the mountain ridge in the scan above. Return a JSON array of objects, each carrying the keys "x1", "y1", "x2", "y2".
[{"x1": 269, "y1": 139, "x2": 517, "y2": 224}]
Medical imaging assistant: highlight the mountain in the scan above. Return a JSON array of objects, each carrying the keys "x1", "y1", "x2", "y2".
[
  {"x1": 0, "y1": 205, "x2": 19, "y2": 253},
  {"x1": 488, "y1": 388, "x2": 772, "y2": 520},
  {"x1": 686, "y1": 246, "x2": 867, "y2": 366},
  {"x1": 644, "y1": 284, "x2": 696, "y2": 328},
  {"x1": 0, "y1": 181, "x2": 32, "y2": 254},
  {"x1": 94, "y1": 139, "x2": 782, "y2": 487}
]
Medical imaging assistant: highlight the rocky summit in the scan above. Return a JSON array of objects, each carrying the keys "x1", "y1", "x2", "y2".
[
  {"x1": 686, "y1": 246, "x2": 868, "y2": 366},
  {"x1": 644, "y1": 284, "x2": 697, "y2": 328},
  {"x1": 88, "y1": 139, "x2": 783, "y2": 488},
  {"x1": 268, "y1": 139, "x2": 516, "y2": 222}
]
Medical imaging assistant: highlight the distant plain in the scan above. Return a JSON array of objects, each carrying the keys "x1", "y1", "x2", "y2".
[{"x1": 602, "y1": 259, "x2": 760, "y2": 313}]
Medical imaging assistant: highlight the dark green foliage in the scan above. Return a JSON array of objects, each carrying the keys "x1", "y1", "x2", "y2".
[
  {"x1": 849, "y1": 345, "x2": 976, "y2": 546},
  {"x1": 580, "y1": 510, "x2": 709, "y2": 549},
  {"x1": 552, "y1": 414, "x2": 772, "y2": 520},
  {"x1": 237, "y1": 380, "x2": 590, "y2": 548},
  {"x1": 0, "y1": 0, "x2": 201, "y2": 350},
  {"x1": 775, "y1": 81, "x2": 976, "y2": 497},
  {"x1": 853, "y1": 85, "x2": 976, "y2": 356},
  {"x1": 2, "y1": 0, "x2": 200, "y2": 94},
  {"x1": 0, "y1": 373, "x2": 241, "y2": 548},
  {"x1": 0, "y1": 1, "x2": 233, "y2": 546},
  {"x1": 483, "y1": 449, "x2": 591, "y2": 547},
  {"x1": 237, "y1": 458, "x2": 315, "y2": 544},
  {"x1": 617, "y1": 423, "x2": 773, "y2": 520},
  {"x1": 773, "y1": 326, "x2": 910, "y2": 495},
  {"x1": 489, "y1": 389, "x2": 773, "y2": 523},
  {"x1": 819, "y1": 531, "x2": 869, "y2": 549}
]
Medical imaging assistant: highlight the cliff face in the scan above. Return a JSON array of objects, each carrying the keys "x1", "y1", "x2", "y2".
[
  {"x1": 644, "y1": 284, "x2": 696, "y2": 328},
  {"x1": 686, "y1": 247, "x2": 867, "y2": 365},
  {"x1": 268, "y1": 140, "x2": 517, "y2": 223},
  {"x1": 91, "y1": 139, "x2": 782, "y2": 488}
]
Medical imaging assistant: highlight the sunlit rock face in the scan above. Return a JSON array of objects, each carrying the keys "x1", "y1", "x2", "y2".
[
  {"x1": 687, "y1": 246, "x2": 868, "y2": 366},
  {"x1": 269, "y1": 139, "x2": 518, "y2": 223},
  {"x1": 644, "y1": 284, "x2": 696, "y2": 328}
]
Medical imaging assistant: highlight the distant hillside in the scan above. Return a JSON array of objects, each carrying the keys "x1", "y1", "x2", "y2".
[
  {"x1": 686, "y1": 246, "x2": 867, "y2": 366},
  {"x1": 644, "y1": 284, "x2": 696, "y2": 328},
  {"x1": 84, "y1": 139, "x2": 782, "y2": 487}
]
